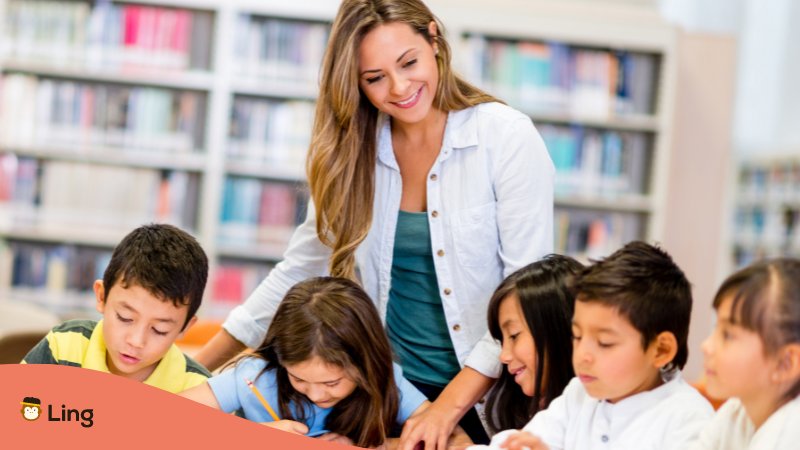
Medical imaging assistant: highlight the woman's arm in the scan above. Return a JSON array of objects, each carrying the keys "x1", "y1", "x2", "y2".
[
  {"x1": 196, "y1": 200, "x2": 331, "y2": 371},
  {"x1": 399, "y1": 367, "x2": 494, "y2": 450},
  {"x1": 194, "y1": 328, "x2": 247, "y2": 372},
  {"x1": 493, "y1": 114, "x2": 554, "y2": 276}
]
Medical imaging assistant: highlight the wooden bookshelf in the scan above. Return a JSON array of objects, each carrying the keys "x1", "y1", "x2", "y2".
[{"x1": 0, "y1": 0, "x2": 677, "y2": 317}]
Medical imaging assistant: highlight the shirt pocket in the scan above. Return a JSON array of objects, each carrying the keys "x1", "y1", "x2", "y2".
[{"x1": 453, "y1": 202, "x2": 498, "y2": 267}]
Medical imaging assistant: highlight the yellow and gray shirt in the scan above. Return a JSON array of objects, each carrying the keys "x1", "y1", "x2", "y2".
[{"x1": 22, "y1": 319, "x2": 210, "y2": 393}]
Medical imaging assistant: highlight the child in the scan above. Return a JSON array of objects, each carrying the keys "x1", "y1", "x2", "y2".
[
  {"x1": 478, "y1": 241, "x2": 713, "y2": 450},
  {"x1": 22, "y1": 223, "x2": 211, "y2": 392},
  {"x1": 484, "y1": 255, "x2": 582, "y2": 433},
  {"x1": 690, "y1": 258, "x2": 800, "y2": 449},
  {"x1": 180, "y1": 277, "x2": 468, "y2": 448}
]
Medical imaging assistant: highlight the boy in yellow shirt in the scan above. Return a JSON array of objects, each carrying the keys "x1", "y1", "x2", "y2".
[{"x1": 23, "y1": 223, "x2": 211, "y2": 393}]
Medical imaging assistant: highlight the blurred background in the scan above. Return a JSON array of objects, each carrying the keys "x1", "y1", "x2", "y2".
[{"x1": 0, "y1": 0, "x2": 795, "y2": 378}]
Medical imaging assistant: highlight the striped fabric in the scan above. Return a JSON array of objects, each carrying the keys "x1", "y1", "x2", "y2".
[{"x1": 22, "y1": 319, "x2": 210, "y2": 393}]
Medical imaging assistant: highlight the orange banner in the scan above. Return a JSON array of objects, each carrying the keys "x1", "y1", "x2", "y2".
[{"x1": 1, "y1": 364, "x2": 355, "y2": 448}]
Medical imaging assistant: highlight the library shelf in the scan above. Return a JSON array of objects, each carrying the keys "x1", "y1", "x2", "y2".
[
  {"x1": 0, "y1": 0, "x2": 677, "y2": 319},
  {"x1": 2, "y1": 60, "x2": 215, "y2": 91},
  {"x1": 4, "y1": 144, "x2": 207, "y2": 172}
]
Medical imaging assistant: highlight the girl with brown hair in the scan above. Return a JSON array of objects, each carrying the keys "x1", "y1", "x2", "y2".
[{"x1": 181, "y1": 277, "x2": 439, "y2": 448}]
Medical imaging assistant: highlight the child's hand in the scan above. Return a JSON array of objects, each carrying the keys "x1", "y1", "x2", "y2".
[
  {"x1": 500, "y1": 431, "x2": 548, "y2": 450},
  {"x1": 318, "y1": 433, "x2": 354, "y2": 446},
  {"x1": 262, "y1": 419, "x2": 309, "y2": 435}
]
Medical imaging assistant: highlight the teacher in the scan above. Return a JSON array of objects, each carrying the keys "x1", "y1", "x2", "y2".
[{"x1": 196, "y1": 0, "x2": 553, "y2": 447}]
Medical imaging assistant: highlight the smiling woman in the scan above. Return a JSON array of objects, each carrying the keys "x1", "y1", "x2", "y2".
[{"x1": 194, "y1": 1, "x2": 555, "y2": 447}]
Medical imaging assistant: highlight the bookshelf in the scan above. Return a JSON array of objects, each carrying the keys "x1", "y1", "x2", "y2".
[
  {"x1": 442, "y1": 0, "x2": 676, "y2": 261},
  {"x1": 0, "y1": 0, "x2": 676, "y2": 319},
  {"x1": 731, "y1": 155, "x2": 800, "y2": 268}
]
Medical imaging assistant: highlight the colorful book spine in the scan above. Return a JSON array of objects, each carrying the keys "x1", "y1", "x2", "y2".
[
  {"x1": 3, "y1": 0, "x2": 212, "y2": 70},
  {"x1": 467, "y1": 35, "x2": 660, "y2": 117}
]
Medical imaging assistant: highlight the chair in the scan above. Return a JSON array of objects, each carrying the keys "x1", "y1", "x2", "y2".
[
  {"x1": 692, "y1": 378, "x2": 727, "y2": 411},
  {"x1": 0, "y1": 331, "x2": 51, "y2": 363}
]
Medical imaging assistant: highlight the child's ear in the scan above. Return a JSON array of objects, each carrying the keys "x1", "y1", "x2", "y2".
[
  {"x1": 177, "y1": 315, "x2": 198, "y2": 339},
  {"x1": 93, "y1": 280, "x2": 106, "y2": 314},
  {"x1": 773, "y1": 343, "x2": 800, "y2": 384},
  {"x1": 651, "y1": 331, "x2": 678, "y2": 369}
]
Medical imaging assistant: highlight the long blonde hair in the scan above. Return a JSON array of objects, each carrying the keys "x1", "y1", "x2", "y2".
[{"x1": 307, "y1": 0, "x2": 499, "y2": 279}]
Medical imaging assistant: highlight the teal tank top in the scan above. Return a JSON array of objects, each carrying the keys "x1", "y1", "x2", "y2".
[{"x1": 386, "y1": 210, "x2": 461, "y2": 387}]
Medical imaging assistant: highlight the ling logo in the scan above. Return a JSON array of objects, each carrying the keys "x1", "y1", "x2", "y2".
[
  {"x1": 19, "y1": 396, "x2": 94, "y2": 427},
  {"x1": 21, "y1": 397, "x2": 42, "y2": 421}
]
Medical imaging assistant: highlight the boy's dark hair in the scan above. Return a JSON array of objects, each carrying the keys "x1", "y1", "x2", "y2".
[
  {"x1": 573, "y1": 241, "x2": 692, "y2": 371},
  {"x1": 486, "y1": 254, "x2": 583, "y2": 432},
  {"x1": 713, "y1": 258, "x2": 800, "y2": 401},
  {"x1": 102, "y1": 224, "x2": 208, "y2": 329}
]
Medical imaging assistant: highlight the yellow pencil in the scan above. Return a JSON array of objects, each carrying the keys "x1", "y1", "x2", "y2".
[{"x1": 245, "y1": 378, "x2": 280, "y2": 421}]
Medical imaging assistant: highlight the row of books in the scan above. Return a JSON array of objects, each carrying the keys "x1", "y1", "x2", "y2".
[
  {"x1": 465, "y1": 35, "x2": 659, "y2": 117},
  {"x1": 738, "y1": 162, "x2": 800, "y2": 204},
  {"x1": 233, "y1": 14, "x2": 328, "y2": 82},
  {"x1": 207, "y1": 261, "x2": 275, "y2": 317},
  {"x1": 539, "y1": 124, "x2": 650, "y2": 196},
  {"x1": 0, "y1": 156, "x2": 199, "y2": 231},
  {"x1": 0, "y1": 154, "x2": 37, "y2": 205},
  {"x1": 219, "y1": 177, "x2": 307, "y2": 247},
  {"x1": 3, "y1": 240, "x2": 111, "y2": 294},
  {"x1": 734, "y1": 159, "x2": 800, "y2": 266},
  {"x1": 228, "y1": 97, "x2": 314, "y2": 172},
  {"x1": 2, "y1": 0, "x2": 213, "y2": 70},
  {"x1": 0, "y1": 237, "x2": 275, "y2": 318},
  {"x1": 0, "y1": 74, "x2": 207, "y2": 152},
  {"x1": 554, "y1": 207, "x2": 644, "y2": 260},
  {"x1": 734, "y1": 207, "x2": 799, "y2": 243}
]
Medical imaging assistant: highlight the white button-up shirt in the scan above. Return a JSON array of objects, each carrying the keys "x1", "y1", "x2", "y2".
[
  {"x1": 521, "y1": 374, "x2": 714, "y2": 450},
  {"x1": 689, "y1": 396, "x2": 800, "y2": 450},
  {"x1": 223, "y1": 102, "x2": 554, "y2": 377}
]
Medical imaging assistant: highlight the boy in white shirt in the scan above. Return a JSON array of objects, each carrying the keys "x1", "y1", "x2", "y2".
[{"x1": 483, "y1": 242, "x2": 714, "y2": 450}]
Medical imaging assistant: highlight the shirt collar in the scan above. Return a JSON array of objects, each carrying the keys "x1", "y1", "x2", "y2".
[
  {"x1": 376, "y1": 106, "x2": 480, "y2": 168},
  {"x1": 599, "y1": 371, "x2": 685, "y2": 420},
  {"x1": 82, "y1": 319, "x2": 189, "y2": 393}
]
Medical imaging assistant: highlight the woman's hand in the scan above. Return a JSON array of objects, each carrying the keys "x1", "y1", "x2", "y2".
[
  {"x1": 500, "y1": 431, "x2": 548, "y2": 450},
  {"x1": 399, "y1": 400, "x2": 458, "y2": 450},
  {"x1": 262, "y1": 419, "x2": 309, "y2": 435},
  {"x1": 400, "y1": 368, "x2": 494, "y2": 450}
]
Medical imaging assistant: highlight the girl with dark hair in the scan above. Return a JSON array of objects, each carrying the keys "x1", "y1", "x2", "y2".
[
  {"x1": 484, "y1": 255, "x2": 582, "y2": 433},
  {"x1": 181, "y1": 277, "x2": 468, "y2": 448},
  {"x1": 692, "y1": 258, "x2": 800, "y2": 450}
]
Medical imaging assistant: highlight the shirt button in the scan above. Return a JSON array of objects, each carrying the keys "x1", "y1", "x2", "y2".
[
  {"x1": 431, "y1": 210, "x2": 439, "y2": 218},
  {"x1": 437, "y1": 249, "x2": 445, "y2": 257},
  {"x1": 601, "y1": 435, "x2": 609, "y2": 443},
  {"x1": 429, "y1": 173, "x2": 438, "y2": 181},
  {"x1": 443, "y1": 288, "x2": 452, "y2": 295},
  {"x1": 452, "y1": 324, "x2": 461, "y2": 331}
]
